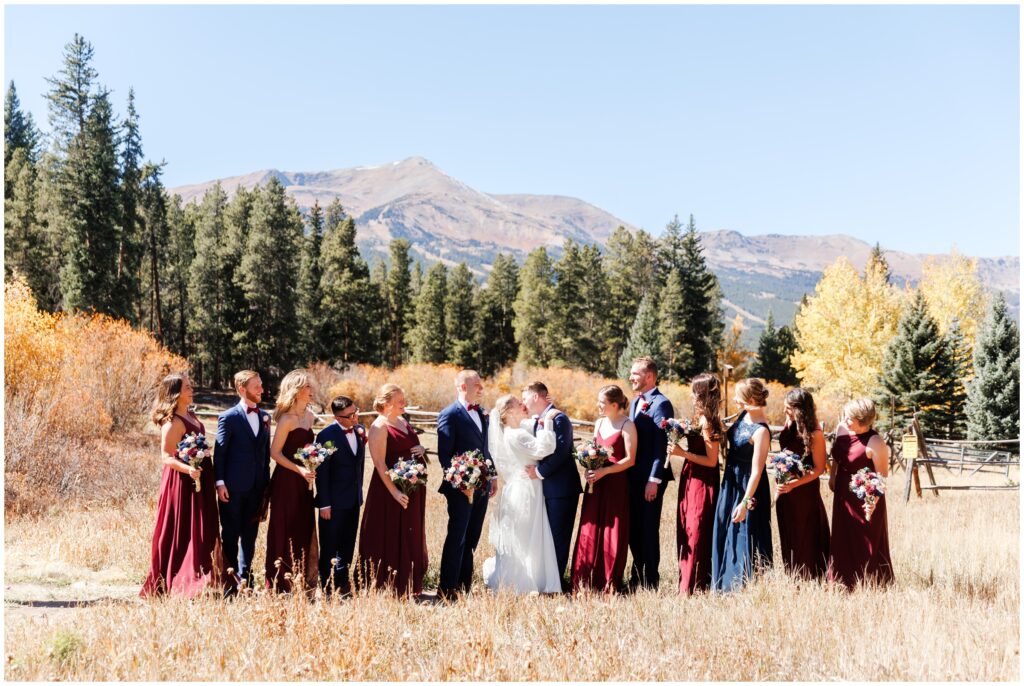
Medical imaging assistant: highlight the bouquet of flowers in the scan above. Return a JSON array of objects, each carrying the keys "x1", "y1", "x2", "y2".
[
  {"x1": 659, "y1": 418, "x2": 695, "y2": 468},
  {"x1": 444, "y1": 449, "x2": 498, "y2": 501},
  {"x1": 176, "y1": 433, "x2": 213, "y2": 492},
  {"x1": 388, "y1": 458, "x2": 428, "y2": 496},
  {"x1": 767, "y1": 449, "x2": 807, "y2": 486},
  {"x1": 294, "y1": 442, "x2": 337, "y2": 491},
  {"x1": 575, "y1": 440, "x2": 610, "y2": 494},
  {"x1": 849, "y1": 467, "x2": 886, "y2": 521}
]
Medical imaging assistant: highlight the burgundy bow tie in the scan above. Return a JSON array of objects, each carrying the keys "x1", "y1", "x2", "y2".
[
  {"x1": 536, "y1": 418, "x2": 544, "y2": 428},
  {"x1": 246, "y1": 406, "x2": 259, "y2": 414},
  {"x1": 467, "y1": 404, "x2": 481, "y2": 412},
  {"x1": 343, "y1": 427, "x2": 356, "y2": 435}
]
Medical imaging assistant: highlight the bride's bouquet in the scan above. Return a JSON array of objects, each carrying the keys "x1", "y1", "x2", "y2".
[
  {"x1": 444, "y1": 449, "x2": 498, "y2": 501},
  {"x1": 176, "y1": 433, "x2": 213, "y2": 492},
  {"x1": 575, "y1": 441, "x2": 610, "y2": 494},
  {"x1": 849, "y1": 467, "x2": 886, "y2": 522},
  {"x1": 767, "y1": 449, "x2": 807, "y2": 486},
  {"x1": 389, "y1": 458, "x2": 428, "y2": 496},
  {"x1": 294, "y1": 442, "x2": 337, "y2": 491}
]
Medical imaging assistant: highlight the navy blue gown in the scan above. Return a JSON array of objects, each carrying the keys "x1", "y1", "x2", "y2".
[{"x1": 711, "y1": 411, "x2": 773, "y2": 592}]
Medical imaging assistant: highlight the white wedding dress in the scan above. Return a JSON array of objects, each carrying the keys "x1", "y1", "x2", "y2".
[{"x1": 482, "y1": 415, "x2": 563, "y2": 594}]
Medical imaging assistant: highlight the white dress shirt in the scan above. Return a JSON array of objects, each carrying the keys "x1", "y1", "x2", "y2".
[{"x1": 460, "y1": 398, "x2": 483, "y2": 433}]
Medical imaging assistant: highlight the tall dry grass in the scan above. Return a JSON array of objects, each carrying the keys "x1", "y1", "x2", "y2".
[{"x1": 4, "y1": 427, "x2": 1019, "y2": 680}]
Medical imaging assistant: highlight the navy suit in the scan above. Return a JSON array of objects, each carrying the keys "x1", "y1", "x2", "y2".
[
  {"x1": 534, "y1": 407, "x2": 582, "y2": 589},
  {"x1": 315, "y1": 422, "x2": 365, "y2": 594},
  {"x1": 436, "y1": 400, "x2": 491, "y2": 595},
  {"x1": 214, "y1": 403, "x2": 271, "y2": 591},
  {"x1": 627, "y1": 389, "x2": 674, "y2": 590}
]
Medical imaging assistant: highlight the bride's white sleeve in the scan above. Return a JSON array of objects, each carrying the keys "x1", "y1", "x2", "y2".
[{"x1": 508, "y1": 428, "x2": 557, "y2": 462}]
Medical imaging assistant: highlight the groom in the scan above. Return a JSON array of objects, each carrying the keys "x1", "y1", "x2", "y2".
[
  {"x1": 436, "y1": 369, "x2": 494, "y2": 601},
  {"x1": 214, "y1": 370, "x2": 272, "y2": 596},
  {"x1": 524, "y1": 381, "x2": 581, "y2": 591}
]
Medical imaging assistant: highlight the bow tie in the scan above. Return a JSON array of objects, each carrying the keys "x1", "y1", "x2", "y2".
[
  {"x1": 246, "y1": 406, "x2": 259, "y2": 414},
  {"x1": 467, "y1": 404, "x2": 481, "y2": 412},
  {"x1": 343, "y1": 427, "x2": 356, "y2": 435},
  {"x1": 535, "y1": 417, "x2": 544, "y2": 428}
]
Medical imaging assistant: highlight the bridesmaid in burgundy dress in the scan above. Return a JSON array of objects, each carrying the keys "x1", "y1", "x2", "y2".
[
  {"x1": 264, "y1": 369, "x2": 318, "y2": 593},
  {"x1": 358, "y1": 384, "x2": 429, "y2": 596},
  {"x1": 668, "y1": 373, "x2": 723, "y2": 595},
  {"x1": 828, "y1": 397, "x2": 894, "y2": 590},
  {"x1": 571, "y1": 385, "x2": 635, "y2": 593},
  {"x1": 775, "y1": 388, "x2": 830, "y2": 580},
  {"x1": 141, "y1": 373, "x2": 222, "y2": 597}
]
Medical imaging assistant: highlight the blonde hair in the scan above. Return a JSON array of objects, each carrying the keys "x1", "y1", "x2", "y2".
[
  {"x1": 234, "y1": 369, "x2": 260, "y2": 392},
  {"x1": 373, "y1": 383, "x2": 405, "y2": 414},
  {"x1": 151, "y1": 373, "x2": 188, "y2": 426},
  {"x1": 455, "y1": 369, "x2": 479, "y2": 387},
  {"x1": 736, "y1": 377, "x2": 769, "y2": 407},
  {"x1": 494, "y1": 394, "x2": 519, "y2": 427},
  {"x1": 273, "y1": 369, "x2": 313, "y2": 422},
  {"x1": 844, "y1": 397, "x2": 877, "y2": 427}
]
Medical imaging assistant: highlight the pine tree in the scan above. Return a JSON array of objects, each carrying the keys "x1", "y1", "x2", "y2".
[
  {"x1": 876, "y1": 291, "x2": 956, "y2": 437},
  {"x1": 58, "y1": 90, "x2": 122, "y2": 315},
  {"x1": 187, "y1": 184, "x2": 235, "y2": 386},
  {"x1": 935, "y1": 317, "x2": 971, "y2": 439},
  {"x1": 297, "y1": 201, "x2": 325, "y2": 361},
  {"x1": 44, "y1": 34, "x2": 97, "y2": 154},
  {"x1": 161, "y1": 193, "x2": 194, "y2": 357},
  {"x1": 513, "y1": 247, "x2": 557, "y2": 367},
  {"x1": 235, "y1": 179, "x2": 303, "y2": 375},
  {"x1": 617, "y1": 290, "x2": 663, "y2": 378},
  {"x1": 549, "y1": 240, "x2": 610, "y2": 372},
  {"x1": 658, "y1": 270, "x2": 693, "y2": 381},
  {"x1": 476, "y1": 253, "x2": 520, "y2": 375},
  {"x1": 750, "y1": 311, "x2": 799, "y2": 385},
  {"x1": 965, "y1": 293, "x2": 1020, "y2": 442},
  {"x1": 604, "y1": 226, "x2": 660, "y2": 372},
  {"x1": 319, "y1": 204, "x2": 375, "y2": 367},
  {"x1": 4, "y1": 147, "x2": 48, "y2": 296},
  {"x1": 114, "y1": 87, "x2": 145, "y2": 323},
  {"x1": 678, "y1": 215, "x2": 723, "y2": 376},
  {"x1": 138, "y1": 163, "x2": 168, "y2": 341},
  {"x1": 658, "y1": 214, "x2": 685, "y2": 277},
  {"x1": 368, "y1": 259, "x2": 391, "y2": 361},
  {"x1": 5, "y1": 81, "x2": 40, "y2": 171},
  {"x1": 384, "y1": 238, "x2": 414, "y2": 367},
  {"x1": 445, "y1": 262, "x2": 478, "y2": 367},
  {"x1": 408, "y1": 262, "x2": 448, "y2": 363}
]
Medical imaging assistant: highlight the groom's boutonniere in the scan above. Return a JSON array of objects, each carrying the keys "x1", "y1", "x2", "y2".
[
  {"x1": 262, "y1": 414, "x2": 271, "y2": 427},
  {"x1": 640, "y1": 399, "x2": 651, "y2": 413}
]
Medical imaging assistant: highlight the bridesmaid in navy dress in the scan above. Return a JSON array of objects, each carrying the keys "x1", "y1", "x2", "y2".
[
  {"x1": 828, "y1": 397, "x2": 894, "y2": 590},
  {"x1": 570, "y1": 385, "x2": 635, "y2": 593},
  {"x1": 712, "y1": 378, "x2": 773, "y2": 592},
  {"x1": 141, "y1": 373, "x2": 222, "y2": 597},
  {"x1": 264, "y1": 369, "x2": 319, "y2": 593},
  {"x1": 775, "y1": 388, "x2": 830, "y2": 579}
]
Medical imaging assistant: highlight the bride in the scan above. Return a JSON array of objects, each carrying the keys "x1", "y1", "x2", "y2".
[{"x1": 482, "y1": 394, "x2": 562, "y2": 594}]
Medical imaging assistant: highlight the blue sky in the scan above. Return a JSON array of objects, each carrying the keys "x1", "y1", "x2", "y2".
[{"x1": 4, "y1": 3, "x2": 1019, "y2": 256}]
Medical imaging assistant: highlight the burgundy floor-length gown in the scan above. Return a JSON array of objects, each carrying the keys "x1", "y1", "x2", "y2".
[
  {"x1": 775, "y1": 422, "x2": 831, "y2": 579},
  {"x1": 571, "y1": 423, "x2": 630, "y2": 593},
  {"x1": 676, "y1": 429, "x2": 719, "y2": 595},
  {"x1": 358, "y1": 421, "x2": 428, "y2": 595},
  {"x1": 141, "y1": 413, "x2": 222, "y2": 597},
  {"x1": 828, "y1": 428, "x2": 894, "y2": 590},
  {"x1": 265, "y1": 426, "x2": 318, "y2": 593}
]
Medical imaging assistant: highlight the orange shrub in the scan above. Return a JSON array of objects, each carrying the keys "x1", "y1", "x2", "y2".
[{"x1": 4, "y1": 277, "x2": 187, "y2": 515}]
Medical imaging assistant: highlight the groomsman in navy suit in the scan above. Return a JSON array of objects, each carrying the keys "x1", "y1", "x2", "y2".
[
  {"x1": 436, "y1": 369, "x2": 494, "y2": 601},
  {"x1": 315, "y1": 395, "x2": 365, "y2": 596},
  {"x1": 626, "y1": 356, "x2": 675, "y2": 591},
  {"x1": 524, "y1": 381, "x2": 582, "y2": 591},
  {"x1": 214, "y1": 370, "x2": 272, "y2": 596}
]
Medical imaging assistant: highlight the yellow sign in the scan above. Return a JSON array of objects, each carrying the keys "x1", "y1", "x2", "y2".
[{"x1": 902, "y1": 434, "x2": 919, "y2": 459}]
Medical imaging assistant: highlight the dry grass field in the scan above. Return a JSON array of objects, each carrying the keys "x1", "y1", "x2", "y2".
[{"x1": 3, "y1": 427, "x2": 1020, "y2": 681}]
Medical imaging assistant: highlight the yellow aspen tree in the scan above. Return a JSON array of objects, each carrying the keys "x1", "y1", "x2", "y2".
[
  {"x1": 717, "y1": 313, "x2": 754, "y2": 379},
  {"x1": 792, "y1": 257, "x2": 903, "y2": 398},
  {"x1": 918, "y1": 248, "x2": 989, "y2": 348}
]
